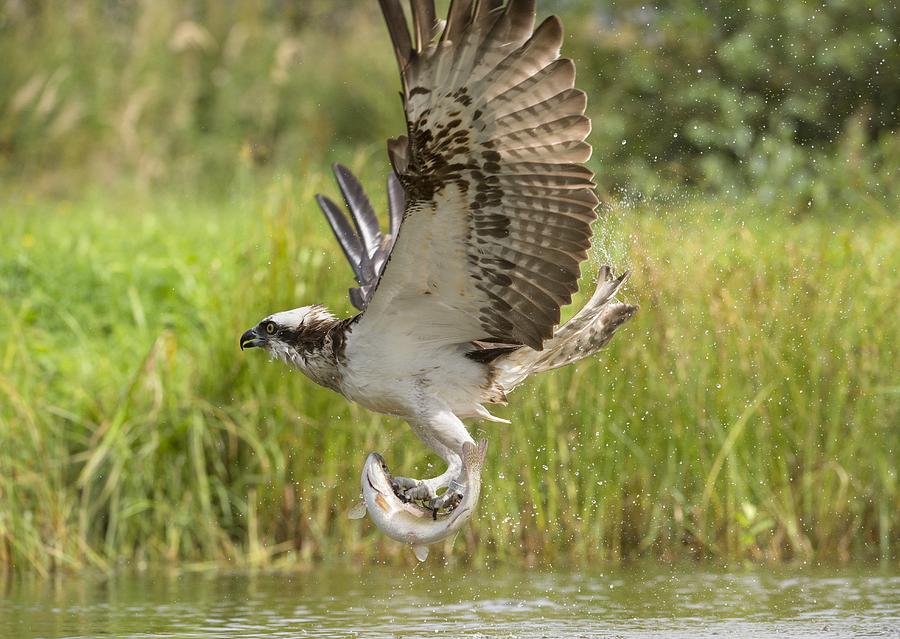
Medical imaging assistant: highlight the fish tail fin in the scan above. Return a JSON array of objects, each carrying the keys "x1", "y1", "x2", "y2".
[{"x1": 462, "y1": 439, "x2": 489, "y2": 473}]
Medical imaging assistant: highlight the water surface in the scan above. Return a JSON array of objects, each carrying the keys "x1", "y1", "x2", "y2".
[{"x1": 3, "y1": 565, "x2": 898, "y2": 638}]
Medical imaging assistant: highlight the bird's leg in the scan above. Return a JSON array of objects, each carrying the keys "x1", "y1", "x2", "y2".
[
  {"x1": 391, "y1": 407, "x2": 474, "y2": 511},
  {"x1": 390, "y1": 460, "x2": 461, "y2": 506}
]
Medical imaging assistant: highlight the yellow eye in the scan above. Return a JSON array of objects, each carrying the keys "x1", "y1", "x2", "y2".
[{"x1": 265, "y1": 322, "x2": 276, "y2": 335}]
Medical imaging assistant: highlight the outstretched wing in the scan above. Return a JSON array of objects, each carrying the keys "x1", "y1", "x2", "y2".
[
  {"x1": 315, "y1": 164, "x2": 405, "y2": 310},
  {"x1": 357, "y1": 0, "x2": 597, "y2": 350}
]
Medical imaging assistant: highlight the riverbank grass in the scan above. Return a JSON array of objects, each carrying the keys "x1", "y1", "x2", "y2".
[{"x1": 1, "y1": 180, "x2": 897, "y2": 573}]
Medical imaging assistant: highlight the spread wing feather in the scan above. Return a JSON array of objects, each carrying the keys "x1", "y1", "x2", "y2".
[
  {"x1": 386, "y1": 172, "x2": 406, "y2": 238},
  {"x1": 315, "y1": 164, "x2": 404, "y2": 310},
  {"x1": 333, "y1": 164, "x2": 381, "y2": 253},
  {"x1": 358, "y1": 0, "x2": 598, "y2": 349}
]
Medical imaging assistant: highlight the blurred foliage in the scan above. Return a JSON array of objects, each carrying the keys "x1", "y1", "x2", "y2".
[
  {"x1": 0, "y1": 0, "x2": 897, "y2": 210},
  {"x1": 0, "y1": 0, "x2": 401, "y2": 191},
  {"x1": 575, "y1": 0, "x2": 899, "y2": 209}
]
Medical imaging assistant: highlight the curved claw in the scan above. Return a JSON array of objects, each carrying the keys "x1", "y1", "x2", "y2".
[
  {"x1": 426, "y1": 479, "x2": 465, "y2": 516},
  {"x1": 390, "y1": 474, "x2": 461, "y2": 508},
  {"x1": 391, "y1": 476, "x2": 433, "y2": 503}
]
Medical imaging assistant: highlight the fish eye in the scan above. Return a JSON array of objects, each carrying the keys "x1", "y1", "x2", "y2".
[{"x1": 264, "y1": 321, "x2": 276, "y2": 335}]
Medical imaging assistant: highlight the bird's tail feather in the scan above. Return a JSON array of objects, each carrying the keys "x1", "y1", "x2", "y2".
[{"x1": 496, "y1": 266, "x2": 637, "y2": 392}]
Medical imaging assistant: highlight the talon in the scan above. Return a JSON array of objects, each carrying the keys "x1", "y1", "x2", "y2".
[
  {"x1": 391, "y1": 477, "x2": 434, "y2": 504},
  {"x1": 427, "y1": 486, "x2": 464, "y2": 514},
  {"x1": 392, "y1": 476, "x2": 418, "y2": 490},
  {"x1": 390, "y1": 478, "x2": 412, "y2": 502}
]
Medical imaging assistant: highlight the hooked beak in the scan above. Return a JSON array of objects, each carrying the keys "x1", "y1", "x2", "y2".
[{"x1": 240, "y1": 328, "x2": 263, "y2": 350}]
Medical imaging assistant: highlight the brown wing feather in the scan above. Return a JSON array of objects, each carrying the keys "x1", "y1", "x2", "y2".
[
  {"x1": 378, "y1": 0, "x2": 413, "y2": 73},
  {"x1": 364, "y1": 0, "x2": 597, "y2": 350}
]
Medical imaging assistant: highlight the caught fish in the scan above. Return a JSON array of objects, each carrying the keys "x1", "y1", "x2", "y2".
[{"x1": 352, "y1": 439, "x2": 488, "y2": 561}]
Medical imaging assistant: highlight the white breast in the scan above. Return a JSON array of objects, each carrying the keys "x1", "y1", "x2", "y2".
[{"x1": 339, "y1": 326, "x2": 490, "y2": 419}]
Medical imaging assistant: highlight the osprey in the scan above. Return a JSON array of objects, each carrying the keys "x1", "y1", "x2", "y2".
[{"x1": 241, "y1": 0, "x2": 637, "y2": 516}]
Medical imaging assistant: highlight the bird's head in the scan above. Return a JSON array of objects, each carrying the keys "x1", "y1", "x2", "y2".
[{"x1": 240, "y1": 305, "x2": 337, "y2": 365}]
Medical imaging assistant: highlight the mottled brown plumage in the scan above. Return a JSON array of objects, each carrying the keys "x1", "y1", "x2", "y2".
[{"x1": 364, "y1": 0, "x2": 599, "y2": 350}]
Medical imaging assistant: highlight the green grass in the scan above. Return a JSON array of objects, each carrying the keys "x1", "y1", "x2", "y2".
[{"x1": 1, "y1": 175, "x2": 897, "y2": 574}]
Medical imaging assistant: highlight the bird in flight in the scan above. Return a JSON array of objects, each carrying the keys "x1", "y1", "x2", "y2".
[{"x1": 241, "y1": 0, "x2": 637, "y2": 519}]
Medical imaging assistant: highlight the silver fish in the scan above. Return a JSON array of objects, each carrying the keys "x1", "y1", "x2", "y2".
[{"x1": 350, "y1": 439, "x2": 488, "y2": 561}]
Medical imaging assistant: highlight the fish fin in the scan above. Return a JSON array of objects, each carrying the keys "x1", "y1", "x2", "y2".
[
  {"x1": 347, "y1": 501, "x2": 367, "y2": 520},
  {"x1": 412, "y1": 545, "x2": 430, "y2": 562},
  {"x1": 476, "y1": 438, "x2": 488, "y2": 466},
  {"x1": 463, "y1": 439, "x2": 489, "y2": 472}
]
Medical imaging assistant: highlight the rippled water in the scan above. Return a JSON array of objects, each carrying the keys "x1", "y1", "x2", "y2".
[{"x1": 3, "y1": 565, "x2": 898, "y2": 638}]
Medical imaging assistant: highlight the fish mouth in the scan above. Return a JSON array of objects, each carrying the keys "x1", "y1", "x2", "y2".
[
  {"x1": 365, "y1": 452, "x2": 390, "y2": 475},
  {"x1": 364, "y1": 453, "x2": 392, "y2": 493},
  {"x1": 366, "y1": 451, "x2": 387, "y2": 468},
  {"x1": 365, "y1": 468, "x2": 382, "y2": 494}
]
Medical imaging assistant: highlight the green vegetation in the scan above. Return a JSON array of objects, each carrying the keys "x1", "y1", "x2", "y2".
[
  {"x1": 1, "y1": 181, "x2": 897, "y2": 573},
  {"x1": 574, "y1": 0, "x2": 899, "y2": 201},
  {"x1": 2, "y1": 1, "x2": 896, "y2": 202},
  {"x1": 0, "y1": 1, "x2": 897, "y2": 573}
]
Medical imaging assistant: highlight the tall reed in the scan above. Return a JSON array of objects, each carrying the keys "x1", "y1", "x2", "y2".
[{"x1": 1, "y1": 179, "x2": 896, "y2": 573}]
